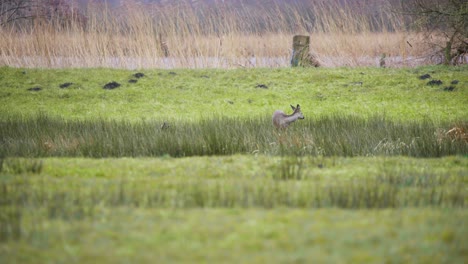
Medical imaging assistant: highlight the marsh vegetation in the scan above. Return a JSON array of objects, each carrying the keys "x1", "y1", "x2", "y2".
[
  {"x1": 1, "y1": 114, "x2": 466, "y2": 158},
  {"x1": 0, "y1": 0, "x2": 467, "y2": 262}
]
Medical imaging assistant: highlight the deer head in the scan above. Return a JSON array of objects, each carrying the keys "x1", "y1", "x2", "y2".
[{"x1": 290, "y1": 104, "x2": 304, "y2": 120}]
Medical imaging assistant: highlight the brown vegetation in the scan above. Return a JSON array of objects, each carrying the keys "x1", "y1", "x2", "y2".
[
  {"x1": 0, "y1": 0, "x2": 460, "y2": 68},
  {"x1": 446, "y1": 125, "x2": 468, "y2": 143}
]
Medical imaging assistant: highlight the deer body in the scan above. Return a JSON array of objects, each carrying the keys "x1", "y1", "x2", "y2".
[{"x1": 272, "y1": 104, "x2": 305, "y2": 128}]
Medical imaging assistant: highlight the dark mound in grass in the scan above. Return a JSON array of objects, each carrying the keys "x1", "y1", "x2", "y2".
[
  {"x1": 133, "y1": 73, "x2": 145, "y2": 78},
  {"x1": 443, "y1": 86, "x2": 456, "y2": 91},
  {"x1": 27, "y1": 87, "x2": 41, "y2": 91},
  {"x1": 418, "y1": 74, "x2": 431, "y2": 80},
  {"x1": 427, "y1": 80, "x2": 442, "y2": 86},
  {"x1": 59, "y1": 82, "x2": 73, "y2": 88},
  {"x1": 103, "y1": 82, "x2": 121, "y2": 90}
]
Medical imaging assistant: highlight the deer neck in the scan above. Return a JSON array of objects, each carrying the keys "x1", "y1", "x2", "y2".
[{"x1": 284, "y1": 113, "x2": 300, "y2": 124}]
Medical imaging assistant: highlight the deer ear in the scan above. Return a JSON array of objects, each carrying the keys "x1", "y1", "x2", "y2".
[
  {"x1": 290, "y1": 104, "x2": 296, "y2": 110},
  {"x1": 297, "y1": 104, "x2": 300, "y2": 109}
]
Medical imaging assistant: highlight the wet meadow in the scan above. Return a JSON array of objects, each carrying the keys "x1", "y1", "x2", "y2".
[{"x1": 0, "y1": 65, "x2": 467, "y2": 263}]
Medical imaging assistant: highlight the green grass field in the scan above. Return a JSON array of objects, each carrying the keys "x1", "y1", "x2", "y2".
[
  {"x1": 0, "y1": 65, "x2": 467, "y2": 263},
  {"x1": 1, "y1": 66, "x2": 467, "y2": 121}
]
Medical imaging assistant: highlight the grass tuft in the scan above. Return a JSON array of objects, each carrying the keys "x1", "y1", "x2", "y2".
[{"x1": 1, "y1": 158, "x2": 43, "y2": 174}]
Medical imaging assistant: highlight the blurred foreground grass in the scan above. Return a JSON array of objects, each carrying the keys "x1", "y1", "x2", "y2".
[
  {"x1": 1, "y1": 208, "x2": 466, "y2": 263},
  {"x1": 0, "y1": 156, "x2": 467, "y2": 263}
]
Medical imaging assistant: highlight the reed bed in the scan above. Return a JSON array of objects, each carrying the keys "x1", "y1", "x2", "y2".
[
  {"x1": 0, "y1": 0, "x2": 440, "y2": 68},
  {"x1": 1, "y1": 114, "x2": 466, "y2": 158}
]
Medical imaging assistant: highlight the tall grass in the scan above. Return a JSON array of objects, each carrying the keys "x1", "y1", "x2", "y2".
[
  {"x1": 0, "y1": 160, "x2": 464, "y2": 223},
  {"x1": 0, "y1": 114, "x2": 466, "y2": 158},
  {"x1": 1, "y1": 167, "x2": 465, "y2": 244},
  {"x1": 0, "y1": 0, "x2": 436, "y2": 68}
]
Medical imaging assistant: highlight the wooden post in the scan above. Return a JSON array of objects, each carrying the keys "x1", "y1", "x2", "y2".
[
  {"x1": 444, "y1": 41, "x2": 452, "y2": 65},
  {"x1": 291, "y1": 35, "x2": 310, "y2": 67}
]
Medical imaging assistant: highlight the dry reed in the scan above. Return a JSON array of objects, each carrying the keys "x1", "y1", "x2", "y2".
[{"x1": 0, "y1": 0, "x2": 444, "y2": 68}]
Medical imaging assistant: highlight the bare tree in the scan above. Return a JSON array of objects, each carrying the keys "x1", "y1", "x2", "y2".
[
  {"x1": 1, "y1": 0, "x2": 86, "y2": 29},
  {"x1": 0, "y1": 0, "x2": 38, "y2": 26},
  {"x1": 401, "y1": 0, "x2": 468, "y2": 65}
]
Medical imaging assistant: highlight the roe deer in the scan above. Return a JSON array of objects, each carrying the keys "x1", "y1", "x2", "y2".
[{"x1": 272, "y1": 104, "x2": 305, "y2": 128}]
